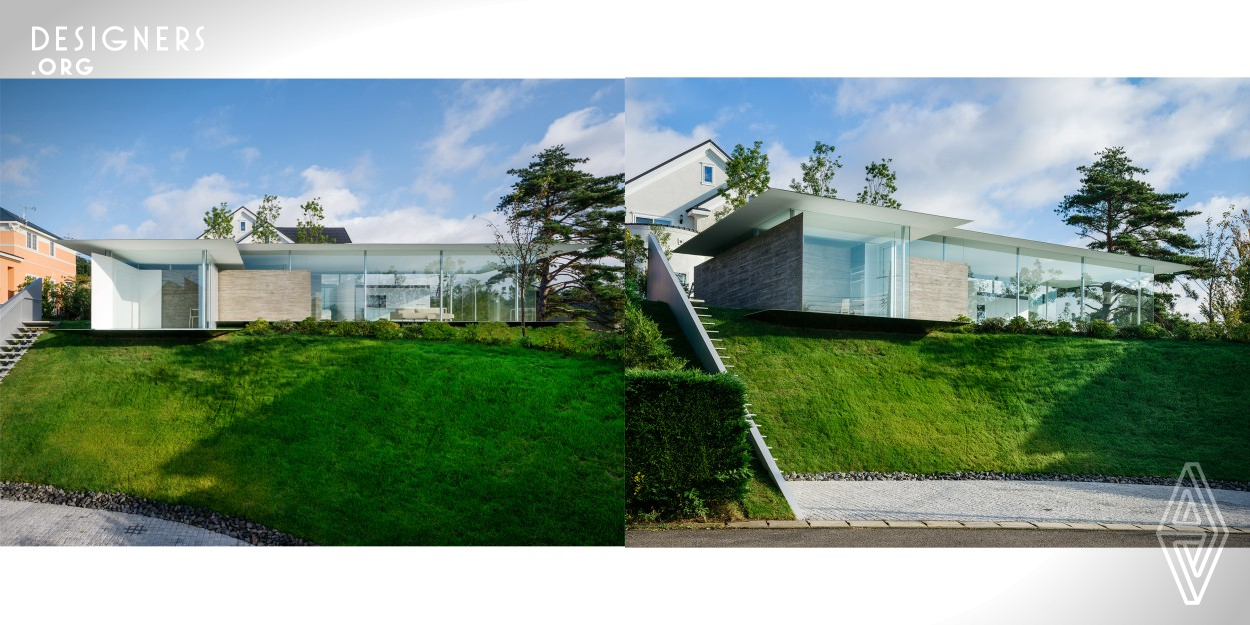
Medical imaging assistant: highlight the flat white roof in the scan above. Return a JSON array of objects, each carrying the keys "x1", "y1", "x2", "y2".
[
  {"x1": 941, "y1": 228, "x2": 1193, "y2": 274},
  {"x1": 673, "y1": 189, "x2": 971, "y2": 256},
  {"x1": 70, "y1": 239, "x2": 585, "y2": 268}
]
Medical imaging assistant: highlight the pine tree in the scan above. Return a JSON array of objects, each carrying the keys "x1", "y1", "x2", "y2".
[{"x1": 496, "y1": 146, "x2": 625, "y2": 323}]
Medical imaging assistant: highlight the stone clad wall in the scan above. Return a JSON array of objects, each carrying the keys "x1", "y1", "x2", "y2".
[
  {"x1": 909, "y1": 257, "x2": 968, "y2": 321},
  {"x1": 218, "y1": 269, "x2": 311, "y2": 322},
  {"x1": 693, "y1": 213, "x2": 803, "y2": 311}
]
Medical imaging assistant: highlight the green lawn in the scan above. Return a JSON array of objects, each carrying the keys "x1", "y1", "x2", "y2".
[
  {"x1": 0, "y1": 331, "x2": 623, "y2": 545},
  {"x1": 707, "y1": 307, "x2": 1250, "y2": 481}
]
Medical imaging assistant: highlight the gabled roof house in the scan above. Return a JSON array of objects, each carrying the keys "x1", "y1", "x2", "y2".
[{"x1": 198, "y1": 205, "x2": 352, "y2": 244}]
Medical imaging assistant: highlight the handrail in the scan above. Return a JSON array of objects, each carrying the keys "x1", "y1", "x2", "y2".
[{"x1": 0, "y1": 278, "x2": 42, "y2": 347}]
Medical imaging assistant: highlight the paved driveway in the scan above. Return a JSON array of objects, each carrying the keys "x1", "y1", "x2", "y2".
[
  {"x1": 0, "y1": 499, "x2": 249, "y2": 546},
  {"x1": 789, "y1": 480, "x2": 1250, "y2": 526}
]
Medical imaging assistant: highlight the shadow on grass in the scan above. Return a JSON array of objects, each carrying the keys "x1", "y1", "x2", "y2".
[{"x1": 4, "y1": 331, "x2": 625, "y2": 546}]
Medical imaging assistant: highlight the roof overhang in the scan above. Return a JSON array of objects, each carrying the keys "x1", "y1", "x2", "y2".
[
  {"x1": 71, "y1": 239, "x2": 247, "y2": 268},
  {"x1": 674, "y1": 189, "x2": 972, "y2": 256},
  {"x1": 943, "y1": 228, "x2": 1194, "y2": 275},
  {"x1": 0, "y1": 250, "x2": 23, "y2": 263}
]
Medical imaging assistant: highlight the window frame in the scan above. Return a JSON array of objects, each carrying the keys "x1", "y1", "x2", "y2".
[{"x1": 700, "y1": 163, "x2": 714, "y2": 185}]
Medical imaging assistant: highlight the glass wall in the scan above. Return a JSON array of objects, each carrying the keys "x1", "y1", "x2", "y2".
[
  {"x1": 238, "y1": 248, "x2": 528, "y2": 323},
  {"x1": 128, "y1": 262, "x2": 205, "y2": 329},
  {"x1": 911, "y1": 235, "x2": 1159, "y2": 325},
  {"x1": 801, "y1": 212, "x2": 909, "y2": 317}
]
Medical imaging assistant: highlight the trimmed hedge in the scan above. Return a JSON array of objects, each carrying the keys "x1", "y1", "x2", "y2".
[{"x1": 625, "y1": 369, "x2": 751, "y2": 519}]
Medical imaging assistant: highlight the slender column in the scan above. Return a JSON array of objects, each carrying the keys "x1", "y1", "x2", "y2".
[{"x1": 438, "y1": 251, "x2": 445, "y2": 321}]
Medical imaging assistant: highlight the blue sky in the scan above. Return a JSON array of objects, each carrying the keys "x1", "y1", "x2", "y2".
[
  {"x1": 0, "y1": 79, "x2": 624, "y2": 242},
  {"x1": 627, "y1": 78, "x2": 1250, "y2": 250}
]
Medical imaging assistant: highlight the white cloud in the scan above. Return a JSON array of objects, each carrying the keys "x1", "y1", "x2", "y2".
[
  {"x1": 86, "y1": 199, "x2": 109, "y2": 220},
  {"x1": 195, "y1": 107, "x2": 240, "y2": 148},
  {"x1": 237, "y1": 146, "x2": 261, "y2": 167},
  {"x1": 137, "y1": 173, "x2": 242, "y2": 238},
  {"x1": 826, "y1": 78, "x2": 1250, "y2": 236},
  {"x1": 97, "y1": 149, "x2": 152, "y2": 182},
  {"x1": 625, "y1": 98, "x2": 721, "y2": 178},
  {"x1": 512, "y1": 107, "x2": 625, "y2": 177},
  {"x1": 338, "y1": 208, "x2": 493, "y2": 243},
  {"x1": 765, "y1": 141, "x2": 803, "y2": 190},
  {"x1": 1, "y1": 156, "x2": 33, "y2": 186},
  {"x1": 169, "y1": 148, "x2": 188, "y2": 164},
  {"x1": 1183, "y1": 194, "x2": 1250, "y2": 233}
]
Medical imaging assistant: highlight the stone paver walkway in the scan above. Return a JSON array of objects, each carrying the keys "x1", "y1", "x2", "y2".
[
  {"x1": 789, "y1": 480, "x2": 1250, "y2": 526},
  {"x1": 0, "y1": 499, "x2": 250, "y2": 546}
]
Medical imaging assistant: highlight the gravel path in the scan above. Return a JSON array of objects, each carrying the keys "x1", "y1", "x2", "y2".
[
  {"x1": 790, "y1": 480, "x2": 1250, "y2": 525},
  {"x1": 0, "y1": 499, "x2": 250, "y2": 546}
]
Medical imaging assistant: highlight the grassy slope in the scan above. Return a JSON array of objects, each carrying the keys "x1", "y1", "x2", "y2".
[
  {"x1": 0, "y1": 331, "x2": 623, "y2": 545},
  {"x1": 709, "y1": 307, "x2": 1250, "y2": 481}
]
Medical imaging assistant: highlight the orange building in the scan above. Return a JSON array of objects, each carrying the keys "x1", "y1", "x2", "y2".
[{"x1": 1, "y1": 207, "x2": 78, "y2": 301}]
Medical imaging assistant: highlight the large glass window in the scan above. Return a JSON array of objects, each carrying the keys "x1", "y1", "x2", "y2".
[
  {"x1": 1083, "y1": 257, "x2": 1146, "y2": 325},
  {"x1": 942, "y1": 237, "x2": 1020, "y2": 322},
  {"x1": 1019, "y1": 251, "x2": 1083, "y2": 323},
  {"x1": 133, "y1": 262, "x2": 203, "y2": 328},
  {"x1": 291, "y1": 251, "x2": 366, "y2": 321},
  {"x1": 363, "y1": 252, "x2": 442, "y2": 321},
  {"x1": 802, "y1": 213, "x2": 908, "y2": 317}
]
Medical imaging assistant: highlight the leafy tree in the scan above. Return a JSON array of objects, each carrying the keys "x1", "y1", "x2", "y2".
[
  {"x1": 1056, "y1": 147, "x2": 1199, "y2": 322},
  {"x1": 252, "y1": 194, "x2": 284, "y2": 243},
  {"x1": 789, "y1": 141, "x2": 842, "y2": 198},
  {"x1": 855, "y1": 158, "x2": 901, "y2": 209},
  {"x1": 1185, "y1": 204, "x2": 1250, "y2": 326},
  {"x1": 202, "y1": 202, "x2": 234, "y2": 239},
  {"x1": 482, "y1": 180, "x2": 555, "y2": 339},
  {"x1": 296, "y1": 197, "x2": 329, "y2": 243},
  {"x1": 715, "y1": 141, "x2": 770, "y2": 219},
  {"x1": 496, "y1": 145, "x2": 625, "y2": 324}
]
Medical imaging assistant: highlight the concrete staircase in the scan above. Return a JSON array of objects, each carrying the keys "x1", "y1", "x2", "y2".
[
  {"x1": 689, "y1": 298, "x2": 732, "y2": 369},
  {"x1": 0, "y1": 321, "x2": 54, "y2": 384}
]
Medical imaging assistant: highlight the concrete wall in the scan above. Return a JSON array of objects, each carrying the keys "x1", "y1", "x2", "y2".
[
  {"x1": 909, "y1": 256, "x2": 969, "y2": 321},
  {"x1": 91, "y1": 254, "x2": 162, "y2": 329},
  {"x1": 693, "y1": 213, "x2": 804, "y2": 311},
  {"x1": 218, "y1": 269, "x2": 311, "y2": 322}
]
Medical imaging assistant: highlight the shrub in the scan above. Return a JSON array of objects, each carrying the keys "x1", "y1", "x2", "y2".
[
  {"x1": 946, "y1": 314, "x2": 975, "y2": 334},
  {"x1": 465, "y1": 321, "x2": 515, "y2": 346},
  {"x1": 533, "y1": 322, "x2": 591, "y2": 355},
  {"x1": 976, "y1": 317, "x2": 1007, "y2": 334},
  {"x1": 1229, "y1": 323, "x2": 1250, "y2": 344},
  {"x1": 314, "y1": 320, "x2": 339, "y2": 336},
  {"x1": 1030, "y1": 318, "x2": 1055, "y2": 335},
  {"x1": 588, "y1": 330, "x2": 625, "y2": 360},
  {"x1": 272, "y1": 320, "x2": 297, "y2": 334},
  {"x1": 371, "y1": 318, "x2": 403, "y2": 340},
  {"x1": 297, "y1": 316, "x2": 321, "y2": 335},
  {"x1": 417, "y1": 321, "x2": 460, "y2": 340},
  {"x1": 622, "y1": 302, "x2": 683, "y2": 370},
  {"x1": 1120, "y1": 322, "x2": 1168, "y2": 340},
  {"x1": 1174, "y1": 321, "x2": 1221, "y2": 341},
  {"x1": 401, "y1": 323, "x2": 423, "y2": 339},
  {"x1": 335, "y1": 319, "x2": 374, "y2": 338},
  {"x1": 1054, "y1": 321, "x2": 1074, "y2": 336},
  {"x1": 1005, "y1": 316, "x2": 1030, "y2": 334},
  {"x1": 241, "y1": 318, "x2": 272, "y2": 335},
  {"x1": 1086, "y1": 319, "x2": 1117, "y2": 339},
  {"x1": 626, "y1": 370, "x2": 751, "y2": 520}
]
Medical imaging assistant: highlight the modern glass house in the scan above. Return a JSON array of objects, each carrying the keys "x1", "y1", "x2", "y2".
[
  {"x1": 673, "y1": 189, "x2": 1190, "y2": 325},
  {"x1": 71, "y1": 240, "x2": 580, "y2": 330}
]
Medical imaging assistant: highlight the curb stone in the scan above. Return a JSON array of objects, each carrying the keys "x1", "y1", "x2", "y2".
[{"x1": 635, "y1": 521, "x2": 1250, "y2": 533}]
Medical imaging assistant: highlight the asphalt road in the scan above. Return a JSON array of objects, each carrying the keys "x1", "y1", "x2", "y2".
[{"x1": 626, "y1": 528, "x2": 1250, "y2": 548}]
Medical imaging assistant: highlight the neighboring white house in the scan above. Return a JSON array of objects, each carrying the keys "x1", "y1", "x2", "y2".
[
  {"x1": 198, "y1": 205, "x2": 352, "y2": 244},
  {"x1": 625, "y1": 140, "x2": 729, "y2": 290}
]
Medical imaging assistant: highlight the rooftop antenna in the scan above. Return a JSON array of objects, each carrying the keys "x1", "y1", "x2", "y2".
[{"x1": 21, "y1": 205, "x2": 36, "y2": 225}]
